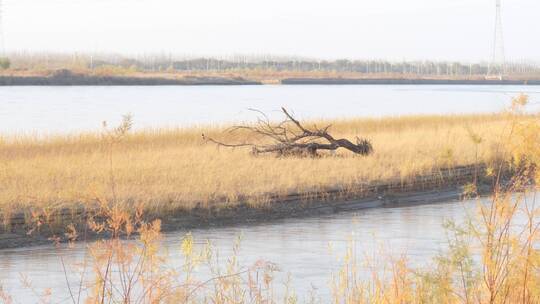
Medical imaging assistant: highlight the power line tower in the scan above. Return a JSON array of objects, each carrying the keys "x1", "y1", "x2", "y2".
[
  {"x1": 487, "y1": 0, "x2": 505, "y2": 79},
  {"x1": 0, "y1": 0, "x2": 5, "y2": 56}
]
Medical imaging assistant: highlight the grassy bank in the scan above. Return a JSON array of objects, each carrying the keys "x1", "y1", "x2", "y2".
[{"x1": 0, "y1": 112, "x2": 522, "y2": 225}]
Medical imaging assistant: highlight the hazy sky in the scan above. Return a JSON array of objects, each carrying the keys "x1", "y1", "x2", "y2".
[{"x1": 1, "y1": 0, "x2": 538, "y2": 61}]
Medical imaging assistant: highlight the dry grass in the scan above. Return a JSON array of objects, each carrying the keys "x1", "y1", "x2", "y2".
[{"x1": 0, "y1": 113, "x2": 520, "y2": 217}]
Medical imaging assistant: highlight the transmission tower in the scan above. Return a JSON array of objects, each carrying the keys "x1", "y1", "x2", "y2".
[
  {"x1": 487, "y1": 0, "x2": 505, "y2": 79},
  {"x1": 0, "y1": 0, "x2": 5, "y2": 56}
]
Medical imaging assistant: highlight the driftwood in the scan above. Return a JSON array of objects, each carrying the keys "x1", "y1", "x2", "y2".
[{"x1": 203, "y1": 107, "x2": 373, "y2": 157}]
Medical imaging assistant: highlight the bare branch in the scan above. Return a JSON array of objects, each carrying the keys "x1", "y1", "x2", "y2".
[
  {"x1": 202, "y1": 134, "x2": 257, "y2": 149},
  {"x1": 204, "y1": 108, "x2": 373, "y2": 157}
]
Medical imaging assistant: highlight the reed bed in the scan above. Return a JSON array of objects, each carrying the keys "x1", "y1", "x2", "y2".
[{"x1": 0, "y1": 113, "x2": 518, "y2": 218}]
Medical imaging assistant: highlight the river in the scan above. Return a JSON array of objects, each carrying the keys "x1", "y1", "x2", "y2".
[
  {"x1": 0, "y1": 197, "x2": 476, "y2": 303},
  {"x1": 1, "y1": 85, "x2": 539, "y2": 135}
]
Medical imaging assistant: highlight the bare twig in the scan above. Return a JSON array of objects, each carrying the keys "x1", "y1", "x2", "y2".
[{"x1": 203, "y1": 108, "x2": 373, "y2": 157}]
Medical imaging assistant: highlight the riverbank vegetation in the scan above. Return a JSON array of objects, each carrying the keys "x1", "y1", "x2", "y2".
[{"x1": 0, "y1": 99, "x2": 532, "y2": 226}]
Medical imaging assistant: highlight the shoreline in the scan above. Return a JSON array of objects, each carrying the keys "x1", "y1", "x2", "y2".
[
  {"x1": 281, "y1": 78, "x2": 540, "y2": 85},
  {"x1": 1, "y1": 74, "x2": 540, "y2": 86},
  {"x1": 0, "y1": 74, "x2": 262, "y2": 86},
  {"x1": 0, "y1": 165, "x2": 493, "y2": 250}
]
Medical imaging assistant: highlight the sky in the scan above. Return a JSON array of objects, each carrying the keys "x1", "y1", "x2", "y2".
[{"x1": 1, "y1": 0, "x2": 538, "y2": 61}]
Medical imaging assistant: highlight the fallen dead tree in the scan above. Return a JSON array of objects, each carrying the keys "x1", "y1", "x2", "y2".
[{"x1": 203, "y1": 107, "x2": 373, "y2": 157}]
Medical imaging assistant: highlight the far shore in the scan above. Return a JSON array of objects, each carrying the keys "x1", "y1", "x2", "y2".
[
  {"x1": 281, "y1": 78, "x2": 540, "y2": 85},
  {"x1": 1, "y1": 69, "x2": 540, "y2": 86},
  {"x1": 0, "y1": 73, "x2": 262, "y2": 86}
]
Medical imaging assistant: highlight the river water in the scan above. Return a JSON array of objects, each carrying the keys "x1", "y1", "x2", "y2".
[
  {"x1": 1, "y1": 85, "x2": 540, "y2": 302},
  {"x1": 1, "y1": 85, "x2": 540, "y2": 135},
  {"x1": 0, "y1": 198, "x2": 476, "y2": 303}
]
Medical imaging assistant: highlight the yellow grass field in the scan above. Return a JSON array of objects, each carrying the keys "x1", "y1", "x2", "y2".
[{"x1": 0, "y1": 113, "x2": 520, "y2": 217}]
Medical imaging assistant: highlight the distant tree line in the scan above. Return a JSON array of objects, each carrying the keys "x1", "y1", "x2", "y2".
[
  {"x1": 163, "y1": 59, "x2": 540, "y2": 76},
  {"x1": 5, "y1": 52, "x2": 540, "y2": 77}
]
